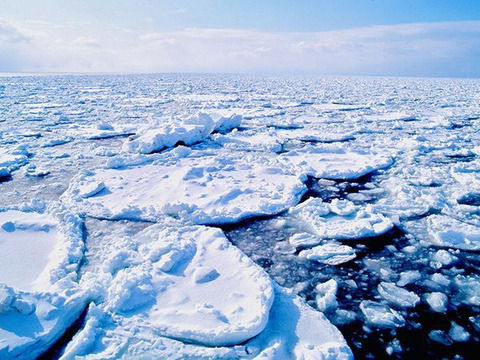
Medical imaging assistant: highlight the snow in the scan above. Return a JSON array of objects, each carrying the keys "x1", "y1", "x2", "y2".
[{"x1": 62, "y1": 150, "x2": 307, "y2": 224}]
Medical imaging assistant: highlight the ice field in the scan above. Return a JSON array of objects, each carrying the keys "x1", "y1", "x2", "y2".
[{"x1": 1, "y1": 73, "x2": 480, "y2": 359}]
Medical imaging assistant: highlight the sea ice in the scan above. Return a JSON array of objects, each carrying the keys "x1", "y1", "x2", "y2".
[
  {"x1": 315, "y1": 279, "x2": 338, "y2": 313},
  {"x1": 426, "y1": 215, "x2": 480, "y2": 251},
  {"x1": 61, "y1": 222, "x2": 351, "y2": 359},
  {"x1": 377, "y1": 282, "x2": 420, "y2": 308},
  {"x1": 359, "y1": 301, "x2": 406, "y2": 329},
  {"x1": 299, "y1": 243, "x2": 356, "y2": 265},
  {"x1": 289, "y1": 198, "x2": 393, "y2": 240},
  {"x1": 284, "y1": 146, "x2": 393, "y2": 180},
  {"x1": 425, "y1": 292, "x2": 448, "y2": 313},
  {"x1": 0, "y1": 203, "x2": 86, "y2": 358},
  {"x1": 63, "y1": 150, "x2": 307, "y2": 224},
  {"x1": 123, "y1": 112, "x2": 241, "y2": 154}
]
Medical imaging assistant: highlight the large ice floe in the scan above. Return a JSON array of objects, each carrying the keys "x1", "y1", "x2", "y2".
[
  {"x1": 62, "y1": 149, "x2": 307, "y2": 224},
  {"x1": 60, "y1": 219, "x2": 351, "y2": 359},
  {"x1": 0, "y1": 202, "x2": 86, "y2": 359}
]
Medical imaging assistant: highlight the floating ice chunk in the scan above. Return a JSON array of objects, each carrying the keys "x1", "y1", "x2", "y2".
[
  {"x1": 425, "y1": 292, "x2": 448, "y2": 313},
  {"x1": 63, "y1": 150, "x2": 306, "y2": 224},
  {"x1": 330, "y1": 309, "x2": 357, "y2": 326},
  {"x1": 289, "y1": 232, "x2": 322, "y2": 248},
  {"x1": 123, "y1": 112, "x2": 215, "y2": 154},
  {"x1": 84, "y1": 122, "x2": 135, "y2": 140},
  {"x1": 315, "y1": 279, "x2": 338, "y2": 313},
  {"x1": 374, "y1": 178, "x2": 445, "y2": 220},
  {"x1": 378, "y1": 282, "x2": 420, "y2": 308},
  {"x1": 299, "y1": 243, "x2": 356, "y2": 265},
  {"x1": 432, "y1": 249, "x2": 457, "y2": 266},
  {"x1": 454, "y1": 274, "x2": 480, "y2": 306},
  {"x1": 289, "y1": 198, "x2": 393, "y2": 240},
  {"x1": 277, "y1": 127, "x2": 355, "y2": 143},
  {"x1": 426, "y1": 215, "x2": 480, "y2": 251},
  {"x1": 360, "y1": 300, "x2": 406, "y2": 329},
  {"x1": 312, "y1": 102, "x2": 369, "y2": 112},
  {"x1": 397, "y1": 270, "x2": 422, "y2": 287},
  {"x1": 449, "y1": 321, "x2": 470, "y2": 342},
  {"x1": 0, "y1": 204, "x2": 86, "y2": 359},
  {"x1": 451, "y1": 161, "x2": 480, "y2": 190},
  {"x1": 429, "y1": 330, "x2": 453, "y2": 346},
  {"x1": 24, "y1": 164, "x2": 50, "y2": 177},
  {"x1": 364, "y1": 111, "x2": 416, "y2": 122},
  {"x1": 285, "y1": 146, "x2": 393, "y2": 180}
]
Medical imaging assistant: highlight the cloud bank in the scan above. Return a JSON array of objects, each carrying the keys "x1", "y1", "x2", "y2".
[{"x1": 0, "y1": 19, "x2": 479, "y2": 77}]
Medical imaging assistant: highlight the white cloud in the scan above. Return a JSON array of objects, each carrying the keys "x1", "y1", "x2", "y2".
[
  {"x1": 0, "y1": 20, "x2": 31, "y2": 43},
  {"x1": 0, "y1": 19, "x2": 479, "y2": 77}
]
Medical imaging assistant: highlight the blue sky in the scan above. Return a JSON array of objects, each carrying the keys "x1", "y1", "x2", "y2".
[{"x1": 1, "y1": 0, "x2": 479, "y2": 77}]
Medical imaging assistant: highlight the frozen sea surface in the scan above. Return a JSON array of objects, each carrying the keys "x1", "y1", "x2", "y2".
[{"x1": 1, "y1": 73, "x2": 480, "y2": 359}]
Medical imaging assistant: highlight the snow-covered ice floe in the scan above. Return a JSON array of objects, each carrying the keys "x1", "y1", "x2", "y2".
[
  {"x1": 62, "y1": 150, "x2": 307, "y2": 224},
  {"x1": 426, "y1": 215, "x2": 480, "y2": 251},
  {"x1": 284, "y1": 145, "x2": 393, "y2": 180},
  {"x1": 61, "y1": 220, "x2": 352, "y2": 359},
  {"x1": 0, "y1": 150, "x2": 29, "y2": 178},
  {"x1": 0, "y1": 203, "x2": 86, "y2": 358},
  {"x1": 289, "y1": 198, "x2": 393, "y2": 240},
  {"x1": 298, "y1": 243, "x2": 356, "y2": 265},
  {"x1": 123, "y1": 112, "x2": 242, "y2": 154}
]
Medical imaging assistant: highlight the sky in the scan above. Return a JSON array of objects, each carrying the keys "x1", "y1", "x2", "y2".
[{"x1": 0, "y1": 0, "x2": 479, "y2": 77}]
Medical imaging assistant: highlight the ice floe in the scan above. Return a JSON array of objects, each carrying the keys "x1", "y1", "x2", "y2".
[
  {"x1": 426, "y1": 215, "x2": 480, "y2": 251},
  {"x1": 289, "y1": 198, "x2": 393, "y2": 240},
  {"x1": 284, "y1": 145, "x2": 393, "y2": 180},
  {"x1": 63, "y1": 150, "x2": 307, "y2": 224},
  {"x1": 299, "y1": 243, "x2": 356, "y2": 265},
  {"x1": 123, "y1": 112, "x2": 242, "y2": 154},
  {"x1": 360, "y1": 301, "x2": 406, "y2": 329},
  {"x1": 61, "y1": 220, "x2": 351, "y2": 359},
  {"x1": 0, "y1": 203, "x2": 86, "y2": 358}
]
